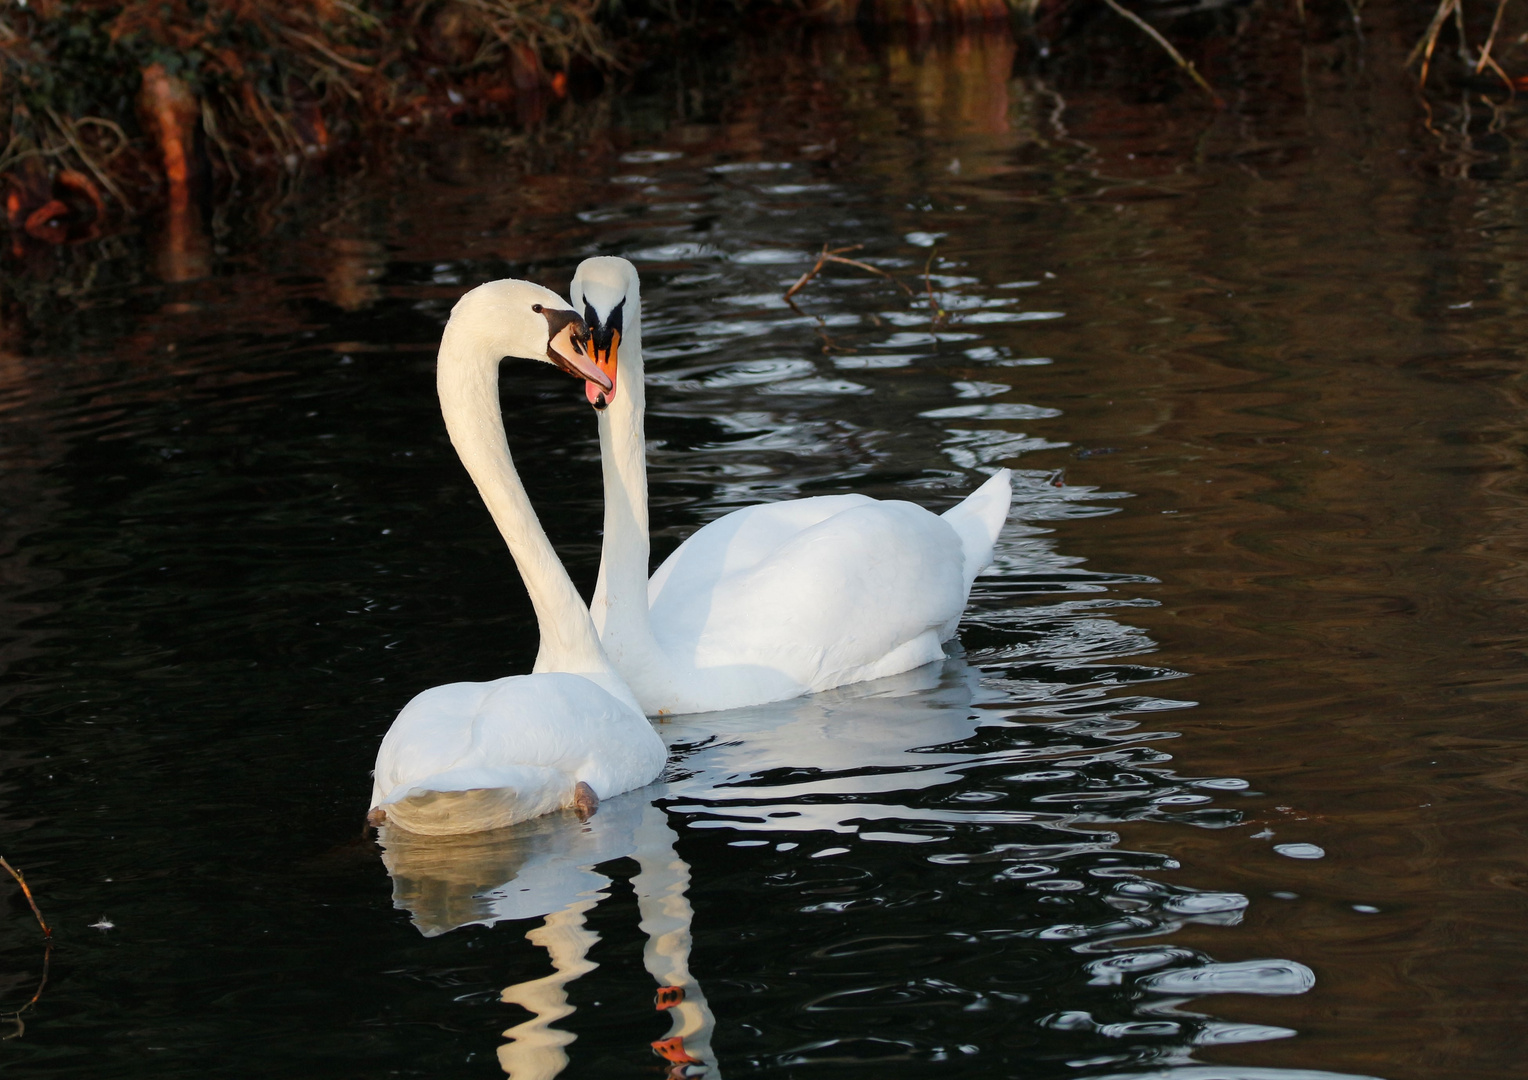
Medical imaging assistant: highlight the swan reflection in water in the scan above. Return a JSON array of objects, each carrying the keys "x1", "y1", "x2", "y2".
[
  {"x1": 376, "y1": 654, "x2": 1342, "y2": 1078},
  {"x1": 376, "y1": 655, "x2": 989, "y2": 1078},
  {"x1": 379, "y1": 791, "x2": 718, "y2": 1078}
]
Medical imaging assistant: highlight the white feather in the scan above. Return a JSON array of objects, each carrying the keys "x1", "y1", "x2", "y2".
[
  {"x1": 368, "y1": 279, "x2": 664, "y2": 835},
  {"x1": 372, "y1": 673, "x2": 665, "y2": 836},
  {"x1": 573, "y1": 256, "x2": 1012, "y2": 716}
]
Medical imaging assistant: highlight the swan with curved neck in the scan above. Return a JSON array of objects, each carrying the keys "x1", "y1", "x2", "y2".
[
  {"x1": 572, "y1": 256, "x2": 1012, "y2": 716},
  {"x1": 368, "y1": 278, "x2": 665, "y2": 835}
]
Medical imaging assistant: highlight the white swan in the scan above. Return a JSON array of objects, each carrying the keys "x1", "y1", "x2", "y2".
[
  {"x1": 570, "y1": 255, "x2": 1013, "y2": 716},
  {"x1": 368, "y1": 279, "x2": 666, "y2": 836}
]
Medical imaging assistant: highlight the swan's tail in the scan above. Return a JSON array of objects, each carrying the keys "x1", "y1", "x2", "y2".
[{"x1": 942, "y1": 469, "x2": 1012, "y2": 591}]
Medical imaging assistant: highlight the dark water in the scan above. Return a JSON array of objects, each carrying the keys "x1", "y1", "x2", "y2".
[{"x1": 4, "y1": 13, "x2": 1528, "y2": 1080}]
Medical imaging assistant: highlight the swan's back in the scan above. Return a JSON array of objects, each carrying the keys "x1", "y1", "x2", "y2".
[{"x1": 647, "y1": 493, "x2": 873, "y2": 602}]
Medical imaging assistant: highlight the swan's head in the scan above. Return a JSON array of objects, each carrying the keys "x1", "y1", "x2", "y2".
[
  {"x1": 443, "y1": 278, "x2": 611, "y2": 394},
  {"x1": 570, "y1": 256, "x2": 639, "y2": 411}
]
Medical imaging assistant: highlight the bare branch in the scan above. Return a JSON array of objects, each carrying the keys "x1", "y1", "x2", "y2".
[
  {"x1": 784, "y1": 243, "x2": 915, "y2": 303},
  {"x1": 1408, "y1": 0, "x2": 1459, "y2": 87},
  {"x1": 1101, "y1": 0, "x2": 1223, "y2": 107},
  {"x1": 783, "y1": 245, "x2": 833, "y2": 302},
  {"x1": 784, "y1": 295, "x2": 856, "y2": 354},
  {"x1": 923, "y1": 246, "x2": 949, "y2": 328},
  {"x1": 1477, "y1": 0, "x2": 1512, "y2": 74},
  {"x1": 0, "y1": 857, "x2": 50, "y2": 939},
  {"x1": 1, "y1": 857, "x2": 55, "y2": 1040},
  {"x1": 822, "y1": 254, "x2": 916, "y2": 296}
]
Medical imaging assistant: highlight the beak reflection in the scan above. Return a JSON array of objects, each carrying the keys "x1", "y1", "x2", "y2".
[{"x1": 377, "y1": 795, "x2": 719, "y2": 1079}]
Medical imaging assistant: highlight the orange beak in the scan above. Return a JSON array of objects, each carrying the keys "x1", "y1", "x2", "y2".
[
  {"x1": 584, "y1": 327, "x2": 619, "y2": 410},
  {"x1": 546, "y1": 321, "x2": 612, "y2": 395}
]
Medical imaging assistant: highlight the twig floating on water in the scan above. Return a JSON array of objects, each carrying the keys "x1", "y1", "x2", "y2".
[
  {"x1": 923, "y1": 247, "x2": 951, "y2": 328},
  {"x1": 783, "y1": 243, "x2": 916, "y2": 303},
  {"x1": 784, "y1": 295, "x2": 856, "y2": 354},
  {"x1": 787, "y1": 240, "x2": 958, "y2": 340},
  {"x1": 0, "y1": 856, "x2": 51, "y2": 939},
  {"x1": 1, "y1": 856, "x2": 53, "y2": 1042}
]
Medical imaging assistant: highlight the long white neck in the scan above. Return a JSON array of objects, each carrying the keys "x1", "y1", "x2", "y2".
[
  {"x1": 591, "y1": 294, "x2": 679, "y2": 695},
  {"x1": 437, "y1": 323, "x2": 623, "y2": 691}
]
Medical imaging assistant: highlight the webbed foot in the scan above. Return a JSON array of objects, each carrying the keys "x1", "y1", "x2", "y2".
[{"x1": 573, "y1": 781, "x2": 599, "y2": 822}]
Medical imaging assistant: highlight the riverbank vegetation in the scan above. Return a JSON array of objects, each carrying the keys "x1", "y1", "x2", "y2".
[
  {"x1": 4, "y1": 0, "x2": 1528, "y2": 245},
  {"x1": 1, "y1": 0, "x2": 620, "y2": 240}
]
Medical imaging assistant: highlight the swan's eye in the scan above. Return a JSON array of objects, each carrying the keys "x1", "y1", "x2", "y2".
[{"x1": 532, "y1": 304, "x2": 544, "y2": 313}]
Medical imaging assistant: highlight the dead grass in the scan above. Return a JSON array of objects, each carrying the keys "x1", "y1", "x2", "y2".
[{"x1": 1, "y1": 0, "x2": 611, "y2": 236}]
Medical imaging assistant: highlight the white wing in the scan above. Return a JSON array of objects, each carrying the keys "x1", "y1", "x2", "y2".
[{"x1": 649, "y1": 495, "x2": 969, "y2": 699}]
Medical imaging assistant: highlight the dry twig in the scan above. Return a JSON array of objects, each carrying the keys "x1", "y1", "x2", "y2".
[
  {"x1": 0, "y1": 857, "x2": 51, "y2": 938},
  {"x1": 783, "y1": 293, "x2": 855, "y2": 354},
  {"x1": 44, "y1": 108, "x2": 131, "y2": 210},
  {"x1": 1, "y1": 855, "x2": 53, "y2": 1041},
  {"x1": 278, "y1": 24, "x2": 377, "y2": 75},
  {"x1": 1409, "y1": 0, "x2": 1460, "y2": 87},
  {"x1": 923, "y1": 247, "x2": 952, "y2": 328},
  {"x1": 1476, "y1": 0, "x2": 1515, "y2": 90},
  {"x1": 1452, "y1": 0, "x2": 1474, "y2": 65},
  {"x1": 791, "y1": 305, "x2": 853, "y2": 353},
  {"x1": 0, "y1": 944, "x2": 50, "y2": 1041},
  {"x1": 783, "y1": 242, "x2": 924, "y2": 352},
  {"x1": 784, "y1": 243, "x2": 915, "y2": 302},
  {"x1": 1101, "y1": 0, "x2": 1223, "y2": 107},
  {"x1": 785, "y1": 239, "x2": 967, "y2": 344}
]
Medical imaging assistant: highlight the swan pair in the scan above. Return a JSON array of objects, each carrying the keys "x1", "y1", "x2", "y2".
[{"x1": 368, "y1": 258, "x2": 1013, "y2": 835}]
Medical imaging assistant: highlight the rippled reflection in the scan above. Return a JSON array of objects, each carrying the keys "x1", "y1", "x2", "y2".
[
  {"x1": 381, "y1": 796, "x2": 719, "y2": 1078},
  {"x1": 380, "y1": 644, "x2": 1332, "y2": 1076}
]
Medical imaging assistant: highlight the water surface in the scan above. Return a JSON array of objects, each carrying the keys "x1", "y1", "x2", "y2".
[{"x1": 2, "y1": 15, "x2": 1527, "y2": 1080}]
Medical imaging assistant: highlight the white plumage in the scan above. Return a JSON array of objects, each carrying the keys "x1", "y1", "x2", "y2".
[
  {"x1": 571, "y1": 256, "x2": 1013, "y2": 716},
  {"x1": 367, "y1": 279, "x2": 665, "y2": 836},
  {"x1": 371, "y1": 672, "x2": 665, "y2": 836}
]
